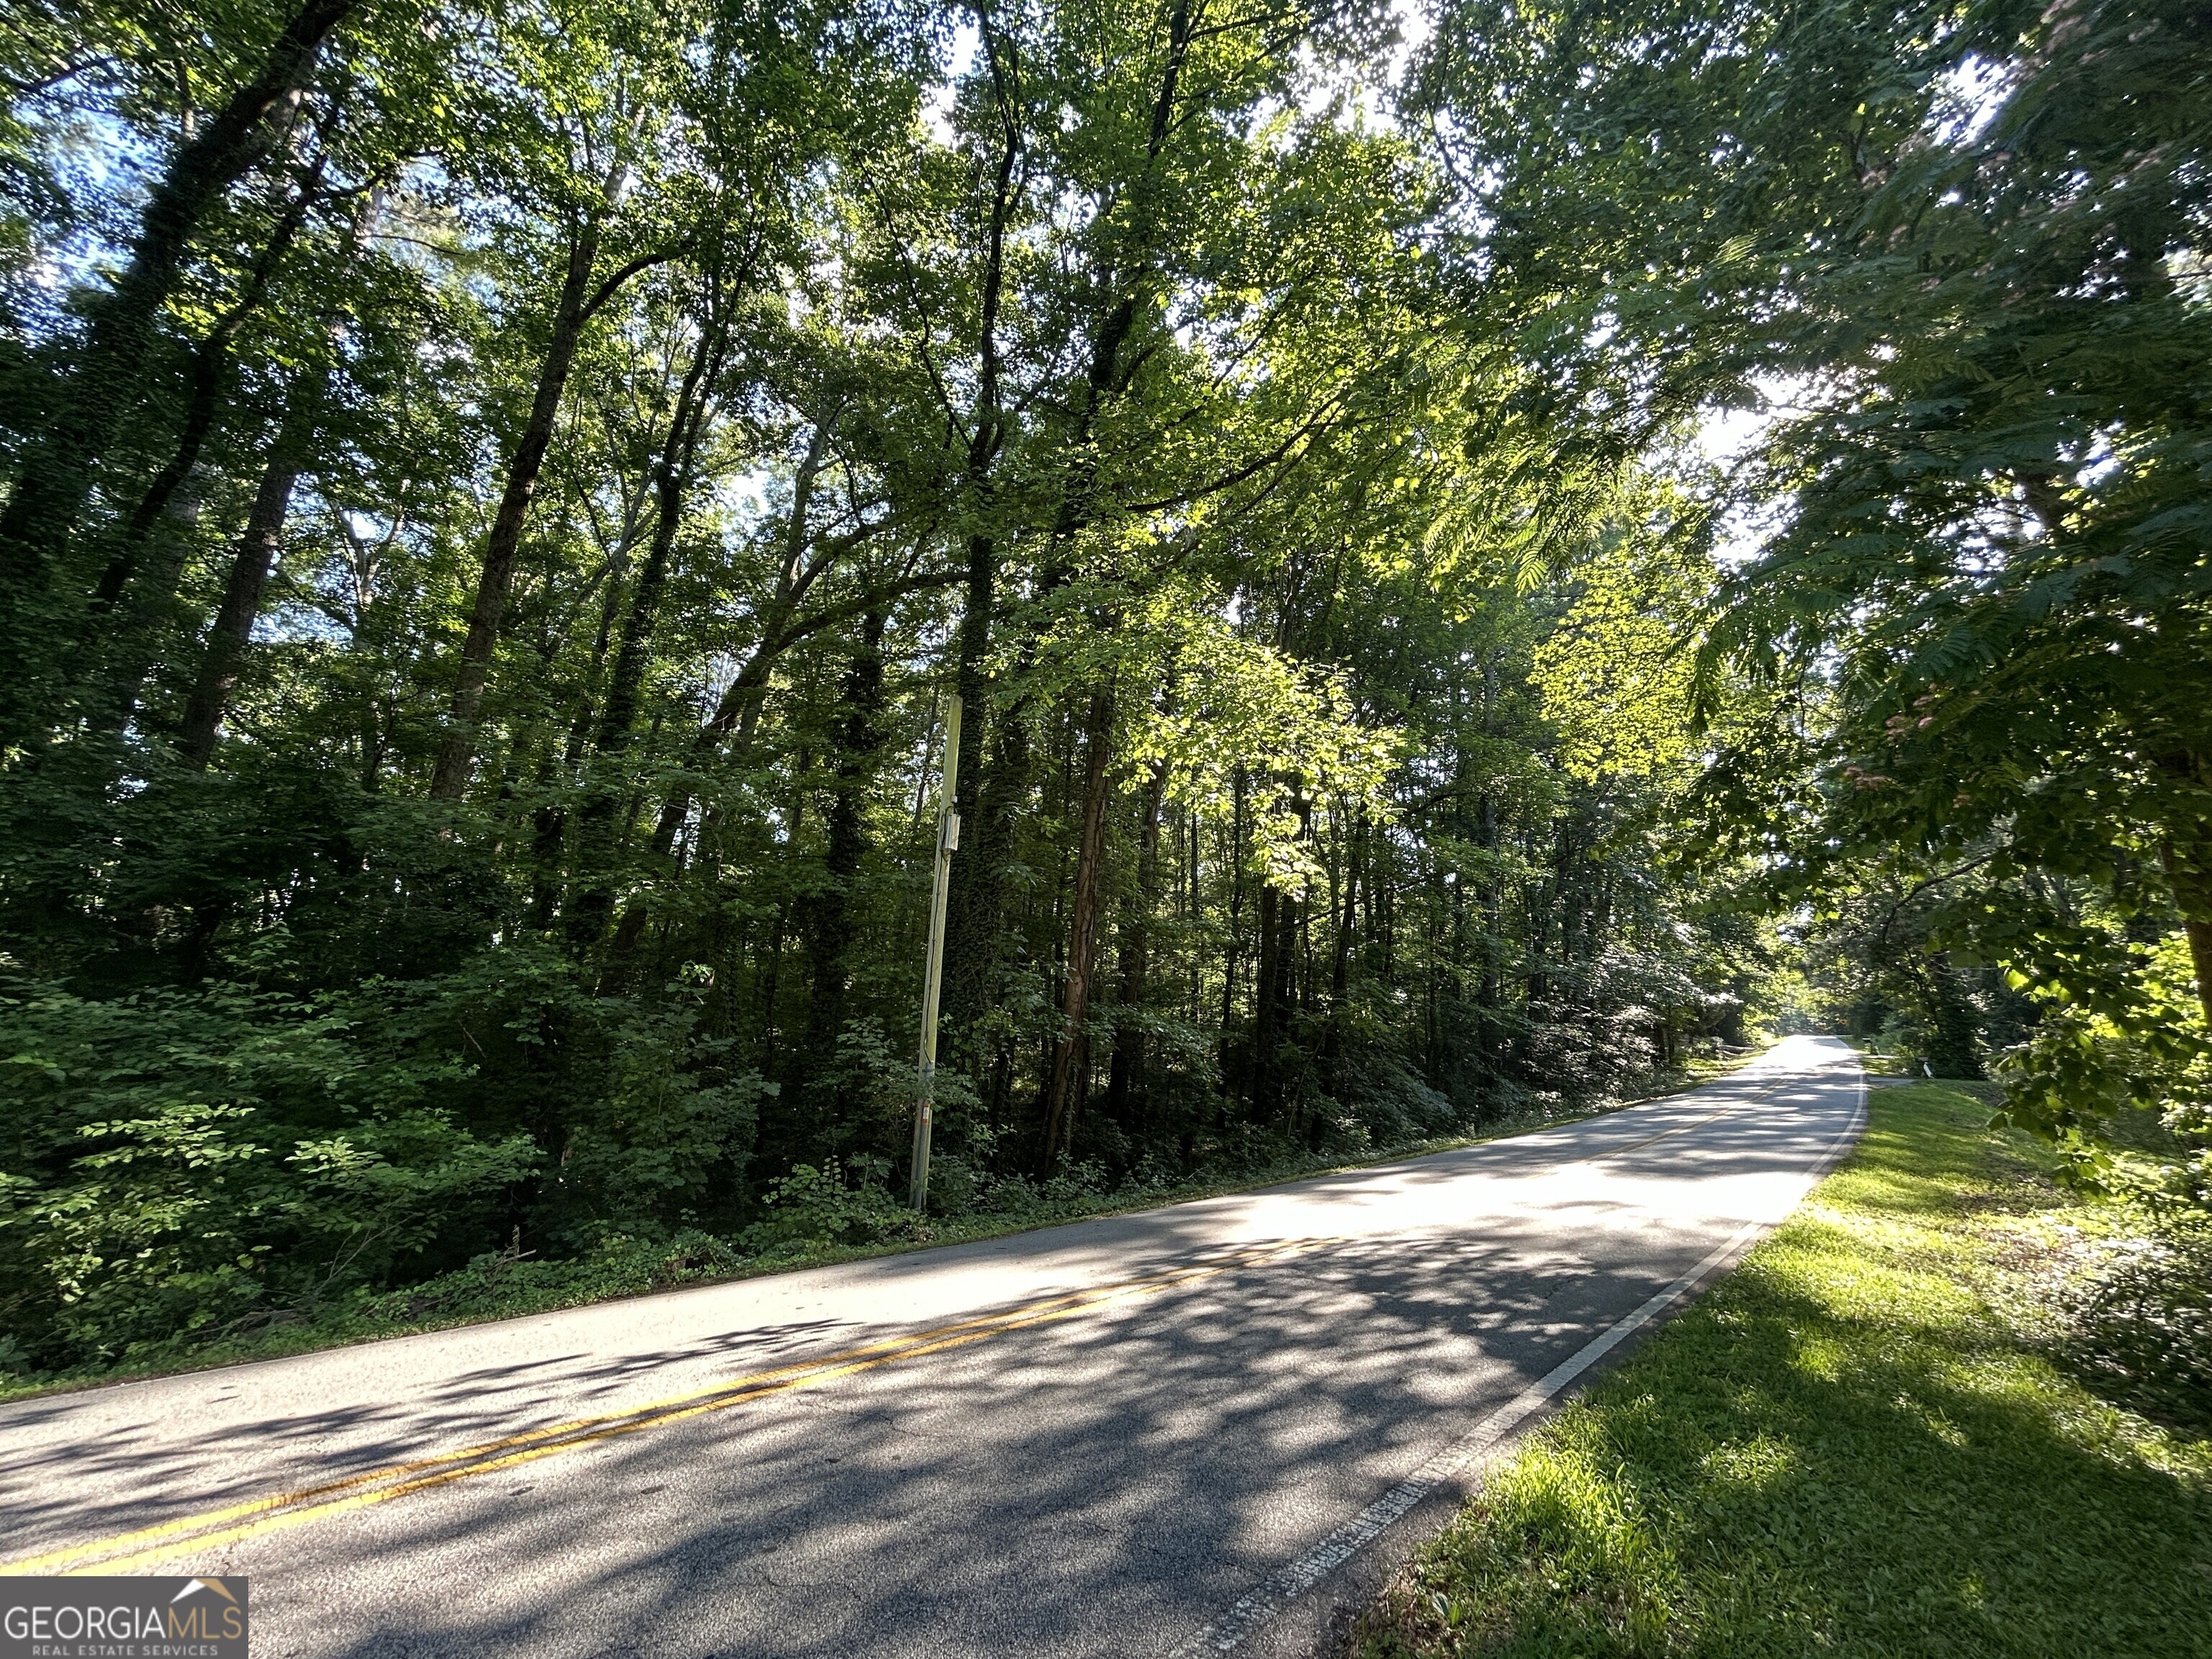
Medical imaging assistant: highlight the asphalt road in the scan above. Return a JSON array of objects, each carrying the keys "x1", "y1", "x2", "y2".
[{"x1": 1, "y1": 1035, "x2": 1864, "y2": 1658}]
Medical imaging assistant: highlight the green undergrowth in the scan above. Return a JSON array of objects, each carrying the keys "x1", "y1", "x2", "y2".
[
  {"x1": 0, "y1": 1056, "x2": 1754, "y2": 1403},
  {"x1": 1354, "y1": 1084, "x2": 2212, "y2": 1658}
]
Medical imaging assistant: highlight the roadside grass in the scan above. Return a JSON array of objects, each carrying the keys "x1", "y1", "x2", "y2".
[
  {"x1": 1353, "y1": 1083, "x2": 2212, "y2": 1658},
  {"x1": 0, "y1": 1050, "x2": 1764, "y2": 1404}
]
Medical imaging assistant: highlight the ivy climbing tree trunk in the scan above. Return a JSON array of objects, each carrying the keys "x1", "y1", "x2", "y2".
[{"x1": 87, "y1": 156, "x2": 323, "y2": 698}]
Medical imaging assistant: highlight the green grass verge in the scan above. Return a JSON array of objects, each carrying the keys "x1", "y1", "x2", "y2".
[
  {"x1": 1355, "y1": 1083, "x2": 2212, "y2": 1659},
  {"x1": 0, "y1": 1052, "x2": 1766, "y2": 1405}
]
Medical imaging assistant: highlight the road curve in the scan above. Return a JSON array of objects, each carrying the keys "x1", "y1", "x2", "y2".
[{"x1": 1, "y1": 1035, "x2": 1863, "y2": 1658}]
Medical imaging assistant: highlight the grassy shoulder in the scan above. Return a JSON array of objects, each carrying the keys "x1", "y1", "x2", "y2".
[
  {"x1": 0, "y1": 1051, "x2": 1764, "y2": 1405},
  {"x1": 1354, "y1": 1082, "x2": 2212, "y2": 1659}
]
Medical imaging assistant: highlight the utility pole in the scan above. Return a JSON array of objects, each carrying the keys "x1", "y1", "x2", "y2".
[{"x1": 910, "y1": 694, "x2": 961, "y2": 1211}]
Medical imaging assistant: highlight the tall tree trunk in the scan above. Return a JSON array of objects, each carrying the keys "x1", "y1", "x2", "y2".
[
  {"x1": 592, "y1": 323, "x2": 723, "y2": 757},
  {"x1": 529, "y1": 539, "x2": 631, "y2": 926},
  {"x1": 948, "y1": 3, "x2": 1194, "y2": 1066},
  {"x1": 1187, "y1": 805, "x2": 1202, "y2": 1022},
  {"x1": 938, "y1": 525, "x2": 1002, "y2": 1048},
  {"x1": 1477, "y1": 786, "x2": 1500, "y2": 1072},
  {"x1": 752, "y1": 774, "x2": 807, "y2": 1095},
  {"x1": 1276, "y1": 889, "x2": 1302, "y2": 1115},
  {"x1": 956, "y1": 1, "x2": 1192, "y2": 1058},
  {"x1": 176, "y1": 427, "x2": 305, "y2": 765},
  {"x1": 429, "y1": 152, "x2": 671, "y2": 801},
  {"x1": 602, "y1": 422, "x2": 840, "y2": 965},
  {"x1": 1252, "y1": 878, "x2": 1281, "y2": 1110},
  {"x1": 799, "y1": 610, "x2": 889, "y2": 1079},
  {"x1": 938, "y1": 24, "x2": 1020, "y2": 1056},
  {"x1": 1323, "y1": 810, "x2": 1362, "y2": 1072},
  {"x1": 428, "y1": 217, "x2": 603, "y2": 799},
  {"x1": 0, "y1": 0, "x2": 359, "y2": 656},
  {"x1": 565, "y1": 315, "x2": 723, "y2": 950},
  {"x1": 1040, "y1": 683, "x2": 1115, "y2": 1166},
  {"x1": 1221, "y1": 768, "x2": 1246, "y2": 1033},
  {"x1": 1105, "y1": 757, "x2": 1167, "y2": 1130}
]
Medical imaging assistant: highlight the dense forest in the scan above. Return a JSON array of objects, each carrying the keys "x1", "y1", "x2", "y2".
[{"x1": 1, "y1": 0, "x2": 2205, "y2": 1379}]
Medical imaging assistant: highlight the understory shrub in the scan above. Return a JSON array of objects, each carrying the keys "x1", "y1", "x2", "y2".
[
  {"x1": 2061, "y1": 1220, "x2": 2212, "y2": 1434},
  {"x1": 740, "y1": 1160, "x2": 920, "y2": 1254},
  {"x1": 0, "y1": 956, "x2": 760, "y2": 1372}
]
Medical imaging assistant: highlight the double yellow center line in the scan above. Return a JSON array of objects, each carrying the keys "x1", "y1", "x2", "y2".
[{"x1": 6, "y1": 1236, "x2": 1339, "y2": 1578}]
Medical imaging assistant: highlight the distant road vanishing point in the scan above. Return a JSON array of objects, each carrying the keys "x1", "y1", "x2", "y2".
[{"x1": 2, "y1": 1035, "x2": 1864, "y2": 1659}]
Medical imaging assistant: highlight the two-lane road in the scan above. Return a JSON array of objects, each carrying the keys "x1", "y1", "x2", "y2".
[{"x1": 1, "y1": 1035, "x2": 1864, "y2": 1658}]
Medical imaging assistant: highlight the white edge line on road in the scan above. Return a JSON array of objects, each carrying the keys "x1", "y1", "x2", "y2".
[{"x1": 1166, "y1": 1069, "x2": 1870, "y2": 1659}]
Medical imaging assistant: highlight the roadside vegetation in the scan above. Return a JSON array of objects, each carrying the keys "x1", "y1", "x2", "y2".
[
  {"x1": 1352, "y1": 1082, "x2": 2212, "y2": 1658},
  {"x1": 0, "y1": 1049, "x2": 1757, "y2": 1401}
]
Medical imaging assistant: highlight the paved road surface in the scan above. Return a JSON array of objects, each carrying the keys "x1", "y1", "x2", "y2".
[{"x1": 1, "y1": 1035, "x2": 1864, "y2": 1658}]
